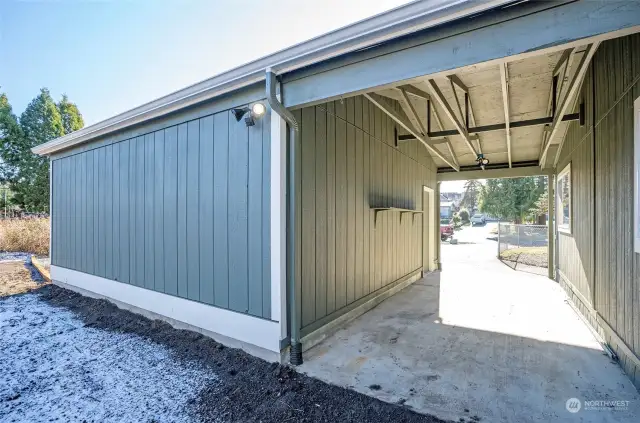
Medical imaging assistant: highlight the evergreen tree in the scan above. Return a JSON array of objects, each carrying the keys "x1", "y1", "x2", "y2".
[
  {"x1": 0, "y1": 93, "x2": 24, "y2": 182},
  {"x1": 57, "y1": 94, "x2": 84, "y2": 134},
  {"x1": 0, "y1": 88, "x2": 84, "y2": 212},
  {"x1": 478, "y1": 177, "x2": 543, "y2": 223},
  {"x1": 460, "y1": 179, "x2": 481, "y2": 211}
]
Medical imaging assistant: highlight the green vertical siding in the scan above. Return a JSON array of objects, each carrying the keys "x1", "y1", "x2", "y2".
[
  {"x1": 51, "y1": 98, "x2": 272, "y2": 319},
  {"x1": 556, "y1": 63, "x2": 595, "y2": 306},
  {"x1": 557, "y1": 33, "x2": 640, "y2": 388},
  {"x1": 593, "y1": 34, "x2": 640, "y2": 361},
  {"x1": 294, "y1": 94, "x2": 437, "y2": 336}
]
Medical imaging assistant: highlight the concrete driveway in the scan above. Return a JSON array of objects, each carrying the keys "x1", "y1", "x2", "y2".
[{"x1": 301, "y1": 223, "x2": 640, "y2": 422}]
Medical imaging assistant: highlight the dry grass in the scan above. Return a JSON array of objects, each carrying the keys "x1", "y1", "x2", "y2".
[
  {"x1": 500, "y1": 246, "x2": 548, "y2": 268},
  {"x1": 0, "y1": 261, "x2": 45, "y2": 297},
  {"x1": 0, "y1": 218, "x2": 50, "y2": 256},
  {"x1": 500, "y1": 246, "x2": 547, "y2": 258}
]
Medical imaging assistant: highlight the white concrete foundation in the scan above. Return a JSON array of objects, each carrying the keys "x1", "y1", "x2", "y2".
[{"x1": 51, "y1": 266, "x2": 282, "y2": 362}]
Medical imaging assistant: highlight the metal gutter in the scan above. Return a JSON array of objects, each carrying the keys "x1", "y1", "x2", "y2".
[
  {"x1": 33, "y1": 0, "x2": 515, "y2": 156},
  {"x1": 265, "y1": 70, "x2": 302, "y2": 365}
]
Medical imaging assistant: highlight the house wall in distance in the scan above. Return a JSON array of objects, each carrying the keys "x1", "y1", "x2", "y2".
[
  {"x1": 292, "y1": 95, "x2": 437, "y2": 336},
  {"x1": 557, "y1": 33, "x2": 640, "y2": 389}
]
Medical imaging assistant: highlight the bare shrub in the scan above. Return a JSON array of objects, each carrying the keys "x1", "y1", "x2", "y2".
[{"x1": 0, "y1": 218, "x2": 50, "y2": 256}]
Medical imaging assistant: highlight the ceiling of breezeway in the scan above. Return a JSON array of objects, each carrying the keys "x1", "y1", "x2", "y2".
[{"x1": 367, "y1": 44, "x2": 596, "y2": 172}]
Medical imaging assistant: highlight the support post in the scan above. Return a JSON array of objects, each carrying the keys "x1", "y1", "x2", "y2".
[
  {"x1": 435, "y1": 181, "x2": 442, "y2": 270},
  {"x1": 548, "y1": 174, "x2": 555, "y2": 280},
  {"x1": 497, "y1": 220, "x2": 501, "y2": 259}
]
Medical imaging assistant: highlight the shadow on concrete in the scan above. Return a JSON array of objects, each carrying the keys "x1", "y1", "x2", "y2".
[{"x1": 301, "y1": 271, "x2": 640, "y2": 423}]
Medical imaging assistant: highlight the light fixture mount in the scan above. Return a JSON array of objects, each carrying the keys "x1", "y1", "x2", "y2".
[
  {"x1": 476, "y1": 153, "x2": 490, "y2": 169},
  {"x1": 232, "y1": 103, "x2": 267, "y2": 127}
]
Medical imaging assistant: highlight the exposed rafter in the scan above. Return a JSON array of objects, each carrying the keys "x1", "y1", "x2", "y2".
[
  {"x1": 364, "y1": 92, "x2": 459, "y2": 171},
  {"x1": 540, "y1": 48, "x2": 575, "y2": 159},
  {"x1": 447, "y1": 75, "x2": 481, "y2": 154},
  {"x1": 445, "y1": 141, "x2": 459, "y2": 168},
  {"x1": 427, "y1": 79, "x2": 478, "y2": 157},
  {"x1": 554, "y1": 48, "x2": 575, "y2": 77},
  {"x1": 499, "y1": 63, "x2": 513, "y2": 168},
  {"x1": 399, "y1": 84, "x2": 430, "y2": 100},
  {"x1": 539, "y1": 42, "x2": 599, "y2": 168},
  {"x1": 397, "y1": 84, "x2": 460, "y2": 168},
  {"x1": 399, "y1": 88, "x2": 427, "y2": 134},
  {"x1": 396, "y1": 89, "x2": 426, "y2": 135},
  {"x1": 428, "y1": 96, "x2": 459, "y2": 168}
]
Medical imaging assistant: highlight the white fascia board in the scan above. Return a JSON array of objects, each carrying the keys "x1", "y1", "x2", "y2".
[{"x1": 32, "y1": 0, "x2": 513, "y2": 156}]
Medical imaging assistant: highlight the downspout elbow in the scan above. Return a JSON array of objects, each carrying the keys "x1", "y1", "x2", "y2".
[
  {"x1": 266, "y1": 69, "x2": 302, "y2": 366},
  {"x1": 266, "y1": 69, "x2": 298, "y2": 132}
]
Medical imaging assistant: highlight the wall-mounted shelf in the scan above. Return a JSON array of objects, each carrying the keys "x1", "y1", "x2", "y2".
[{"x1": 371, "y1": 207, "x2": 423, "y2": 228}]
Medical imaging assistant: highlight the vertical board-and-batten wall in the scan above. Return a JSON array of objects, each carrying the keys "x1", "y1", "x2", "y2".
[
  {"x1": 293, "y1": 95, "x2": 437, "y2": 336},
  {"x1": 51, "y1": 86, "x2": 273, "y2": 320},
  {"x1": 556, "y1": 33, "x2": 640, "y2": 389}
]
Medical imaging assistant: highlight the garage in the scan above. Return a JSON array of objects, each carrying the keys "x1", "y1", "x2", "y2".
[{"x1": 33, "y1": 1, "x2": 640, "y2": 420}]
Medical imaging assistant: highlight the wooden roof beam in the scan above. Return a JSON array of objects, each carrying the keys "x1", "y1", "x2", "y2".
[
  {"x1": 397, "y1": 84, "x2": 460, "y2": 168},
  {"x1": 427, "y1": 79, "x2": 478, "y2": 157},
  {"x1": 447, "y1": 75, "x2": 481, "y2": 153},
  {"x1": 427, "y1": 93, "x2": 459, "y2": 168},
  {"x1": 499, "y1": 63, "x2": 513, "y2": 168},
  {"x1": 364, "y1": 92, "x2": 459, "y2": 171},
  {"x1": 539, "y1": 42, "x2": 599, "y2": 168},
  {"x1": 540, "y1": 48, "x2": 575, "y2": 158},
  {"x1": 398, "y1": 84, "x2": 430, "y2": 100}
]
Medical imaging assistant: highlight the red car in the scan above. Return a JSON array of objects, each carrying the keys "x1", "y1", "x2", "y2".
[{"x1": 440, "y1": 218, "x2": 454, "y2": 241}]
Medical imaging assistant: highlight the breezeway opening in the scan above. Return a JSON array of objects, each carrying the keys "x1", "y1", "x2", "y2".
[
  {"x1": 299, "y1": 176, "x2": 640, "y2": 423},
  {"x1": 282, "y1": 11, "x2": 640, "y2": 421}
]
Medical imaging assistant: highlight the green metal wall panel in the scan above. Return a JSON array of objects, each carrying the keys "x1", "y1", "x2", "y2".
[
  {"x1": 557, "y1": 33, "x2": 640, "y2": 387},
  {"x1": 295, "y1": 94, "x2": 436, "y2": 335},
  {"x1": 50, "y1": 97, "x2": 272, "y2": 319}
]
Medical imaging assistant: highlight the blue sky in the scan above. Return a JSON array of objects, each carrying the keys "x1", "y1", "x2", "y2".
[{"x1": 1, "y1": 0, "x2": 411, "y2": 126}]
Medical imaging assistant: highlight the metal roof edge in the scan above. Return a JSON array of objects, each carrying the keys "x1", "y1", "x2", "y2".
[{"x1": 33, "y1": 0, "x2": 513, "y2": 156}]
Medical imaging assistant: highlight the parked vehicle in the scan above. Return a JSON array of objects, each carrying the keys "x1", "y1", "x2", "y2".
[
  {"x1": 470, "y1": 213, "x2": 486, "y2": 226},
  {"x1": 440, "y1": 218, "x2": 454, "y2": 241}
]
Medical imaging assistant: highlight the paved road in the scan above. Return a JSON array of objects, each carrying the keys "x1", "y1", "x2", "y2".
[
  {"x1": 443, "y1": 222, "x2": 548, "y2": 276},
  {"x1": 441, "y1": 222, "x2": 499, "y2": 266}
]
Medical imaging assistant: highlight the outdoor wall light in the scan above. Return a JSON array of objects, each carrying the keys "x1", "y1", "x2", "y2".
[
  {"x1": 232, "y1": 102, "x2": 267, "y2": 127},
  {"x1": 476, "y1": 154, "x2": 490, "y2": 169}
]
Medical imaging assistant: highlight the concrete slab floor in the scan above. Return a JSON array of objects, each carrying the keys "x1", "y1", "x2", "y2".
[{"x1": 300, "y1": 224, "x2": 640, "y2": 423}]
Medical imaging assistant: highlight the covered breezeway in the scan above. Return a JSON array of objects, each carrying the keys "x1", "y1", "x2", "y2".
[
  {"x1": 300, "y1": 224, "x2": 640, "y2": 422},
  {"x1": 280, "y1": 0, "x2": 639, "y2": 363},
  {"x1": 269, "y1": 1, "x2": 640, "y2": 421}
]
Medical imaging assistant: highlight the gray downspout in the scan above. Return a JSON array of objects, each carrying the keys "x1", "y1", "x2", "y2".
[{"x1": 265, "y1": 69, "x2": 303, "y2": 365}]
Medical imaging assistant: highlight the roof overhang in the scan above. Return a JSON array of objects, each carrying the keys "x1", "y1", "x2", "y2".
[{"x1": 32, "y1": 0, "x2": 516, "y2": 156}]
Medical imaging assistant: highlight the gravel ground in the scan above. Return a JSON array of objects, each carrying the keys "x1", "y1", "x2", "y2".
[
  {"x1": 0, "y1": 290, "x2": 215, "y2": 422},
  {"x1": 1, "y1": 284, "x2": 449, "y2": 423}
]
